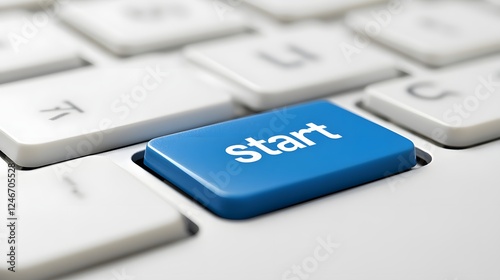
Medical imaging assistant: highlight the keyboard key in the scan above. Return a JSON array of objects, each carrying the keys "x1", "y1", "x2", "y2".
[
  {"x1": 487, "y1": 0, "x2": 500, "y2": 6},
  {"x1": 144, "y1": 101, "x2": 416, "y2": 219},
  {"x1": 246, "y1": 0, "x2": 385, "y2": 21},
  {"x1": 0, "y1": 0, "x2": 51, "y2": 9},
  {"x1": 60, "y1": 0, "x2": 247, "y2": 56},
  {"x1": 346, "y1": 1, "x2": 500, "y2": 66},
  {"x1": 0, "y1": 56, "x2": 235, "y2": 167},
  {"x1": 0, "y1": 156, "x2": 188, "y2": 280},
  {"x1": 0, "y1": 11, "x2": 83, "y2": 84},
  {"x1": 364, "y1": 57, "x2": 500, "y2": 147},
  {"x1": 185, "y1": 24, "x2": 398, "y2": 110}
]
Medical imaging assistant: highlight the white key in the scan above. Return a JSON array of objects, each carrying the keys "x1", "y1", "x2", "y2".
[
  {"x1": 185, "y1": 23, "x2": 399, "y2": 110},
  {"x1": 0, "y1": 156, "x2": 188, "y2": 280},
  {"x1": 0, "y1": 11, "x2": 83, "y2": 84},
  {"x1": 0, "y1": 56, "x2": 235, "y2": 167},
  {"x1": 486, "y1": 0, "x2": 500, "y2": 7},
  {"x1": 246, "y1": 0, "x2": 385, "y2": 21},
  {"x1": 364, "y1": 57, "x2": 500, "y2": 147},
  {"x1": 60, "y1": 0, "x2": 247, "y2": 56},
  {"x1": 0, "y1": 0, "x2": 52, "y2": 9},
  {"x1": 345, "y1": 1, "x2": 500, "y2": 67}
]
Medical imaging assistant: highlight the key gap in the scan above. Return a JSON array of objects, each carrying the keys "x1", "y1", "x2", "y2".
[
  {"x1": 189, "y1": 54, "x2": 409, "y2": 114},
  {"x1": 132, "y1": 151, "x2": 203, "y2": 228},
  {"x1": 0, "y1": 58, "x2": 91, "y2": 86},
  {"x1": 347, "y1": 29, "x2": 500, "y2": 70},
  {"x1": 1, "y1": 137, "x2": 151, "y2": 170},
  {"x1": 132, "y1": 151, "x2": 214, "y2": 216},
  {"x1": 243, "y1": 2, "x2": 383, "y2": 23},
  {"x1": 414, "y1": 148, "x2": 431, "y2": 167},
  {"x1": 59, "y1": 19, "x2": 257, "y2": 58}
]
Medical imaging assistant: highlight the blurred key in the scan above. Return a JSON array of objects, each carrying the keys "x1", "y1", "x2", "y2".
[
  {"x1": 0, "y1": 0, "x2": 51, "y2": 9},
  {"x1": 246, "y1": 0, "x2": 385, "y2": 21},
  {"x1": 0, "y1": 56, "x2": 235, "y2": 167},
  {"x1": 486, "y1": 0, "x2": 500, "y2": 7},
  {"x1": 60, "y1": 0, "x2": 247, "y2": 56},
  {"x1": 0, "y1": 156, "x2": 189, "y2": 280},
  {"x1": 364, "y1": 57, "x2": 500, "y2": 147},
  {"x1": 0, "y1": 11, "x2": 82, "y2": 84},
  {"x1": 185, "y1": 23, "x2": 398, "y2": 110},
  {"x1": 346, "y1": 1, "x2": 500, "y2": 66}
]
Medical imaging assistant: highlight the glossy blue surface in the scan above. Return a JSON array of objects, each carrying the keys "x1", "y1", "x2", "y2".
[{"x1": 144, "y1": 101, "x2": 416, "y2": 219}]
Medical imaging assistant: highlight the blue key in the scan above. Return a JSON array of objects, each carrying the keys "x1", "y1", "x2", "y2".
[{"x1": 144, "y1": 101, "x2": 416, "y2": 219}]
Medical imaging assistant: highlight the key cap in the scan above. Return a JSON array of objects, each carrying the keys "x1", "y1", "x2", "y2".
[
  {"x1": 246, "y1": 0, "x2": 385, "y2": 21},
  {"x1": 364, "y1": 56, "x2": 500, "y2": 147},
  {"x1": 185, "y1": 24, "x2": 398, "y2": 110},
  {"x1": 487, "y1": 0, "x2": 500, "y2": 6},
  {"x1": 144, "y1": 101, "x2": 416, "y2": 219},
  {"x1": 0, "y1": 156, "x2": 188, "y2": 280},
  {"x1": 0, "y1": 56, "x2": 235, "y2": 167},
  {"x1": 0, "y1": 11, "x2": 83, "y2": 84},
  {"x1": 60, "y1": 0, "x2": 247, "y2": 56},
  {"x1": 345, "y1": 1, "x2": 500, "y2": 67},
  {"x1": 0, "y1": 0, "x2": 51, "y2": 9}
]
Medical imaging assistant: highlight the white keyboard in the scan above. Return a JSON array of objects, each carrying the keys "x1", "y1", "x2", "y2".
[{"x1": 0, "y1": 0, "x2": 499, "y2": 279}]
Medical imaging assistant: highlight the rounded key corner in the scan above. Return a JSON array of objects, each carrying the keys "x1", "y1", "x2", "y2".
[
  {"x1": 146, "y1": 137, "x2": 161, "y2": 147},
  {"x1": 145, "y1": 137, "x2": 172, "y2": 152},
  {"x1": 427, "y1": 125, "x2": 486, "y2": 148},
  {"x1": 183, "y1": 216, "x2": 200, "y2": 235}
]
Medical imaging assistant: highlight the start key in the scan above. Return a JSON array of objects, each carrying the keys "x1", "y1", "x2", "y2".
[{"x1": 144, "y1": 101, "x2": 416, "y2": 219}]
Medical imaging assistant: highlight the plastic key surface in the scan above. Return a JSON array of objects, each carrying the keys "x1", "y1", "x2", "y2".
[
  {"x1": 60, "y1": 0, "x2": 247, "y2": 56},
  {"x1": 345, "y1": 1, "x2": 500, "y2": 67},
  {"x1": 246, "y1": 0, "x2": 385, "y2": 21},
  {"x1": 0, "y1": 55, "x2": 235, "y2": 167},
  {"x1": 144, "y1": 101, "x2": 416, "y2": 219},
  {"x1": 0, "y1": 11, "x2": 82, "y2": 84},
  {"x1": 0, "y1": 156, "x2": 188, "y2": 280},
  {"x1": 0, "y1": 0, "x2": 52, "y2": 9},
  {"x1": 185, "y1": 24, "x2": 398, "y2": 110},
  {"x1": 364, "y1": 56, "x2": 500, "y2": 147}
]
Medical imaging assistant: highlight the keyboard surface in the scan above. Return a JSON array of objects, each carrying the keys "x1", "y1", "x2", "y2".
[{"x1": 0, "y1": 0, "x2": 499, "y2": 279}]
